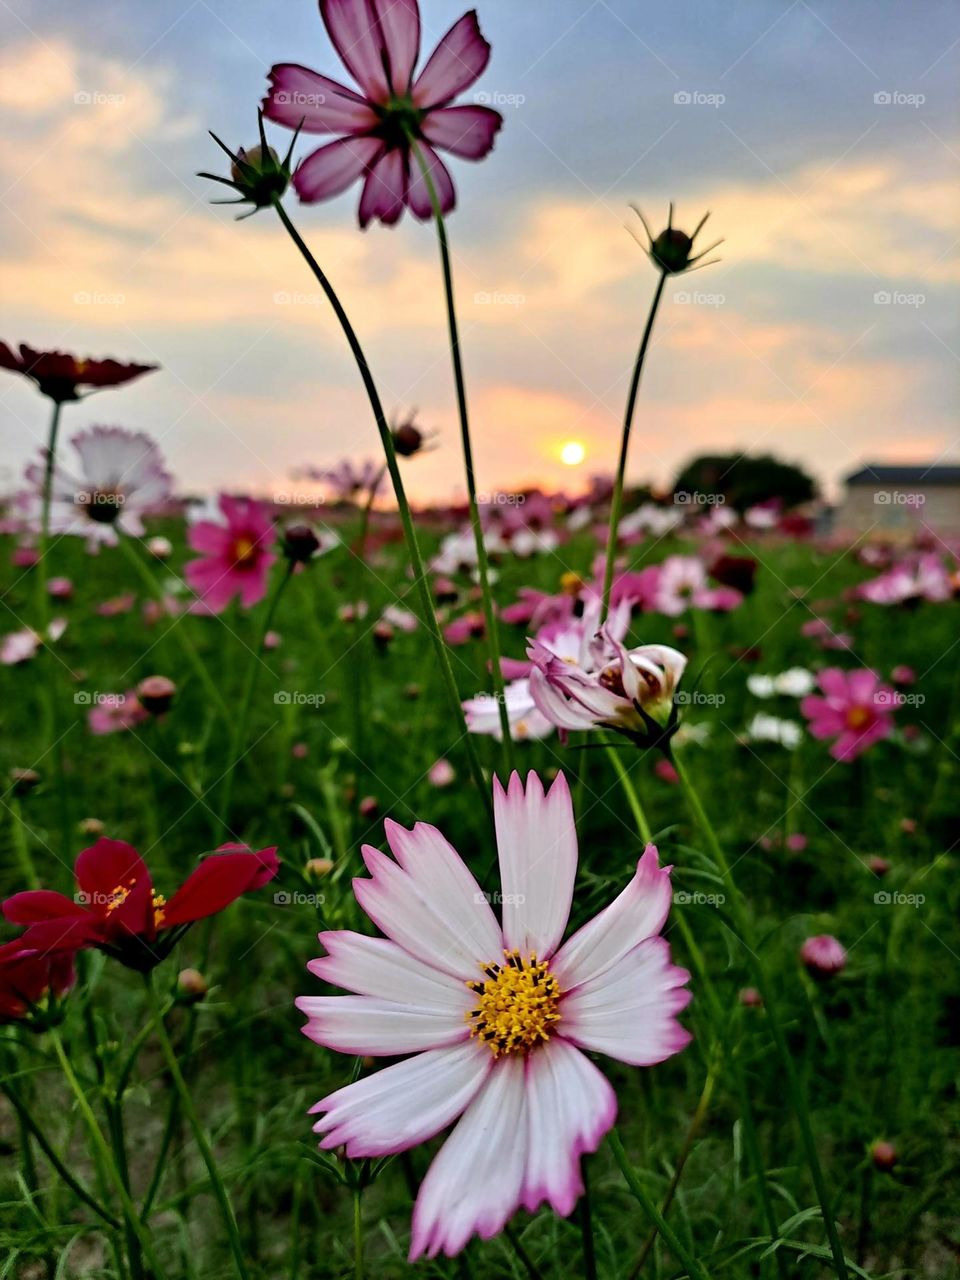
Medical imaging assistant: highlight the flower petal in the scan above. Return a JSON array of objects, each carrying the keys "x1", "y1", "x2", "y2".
[
  {"x1": 493, "y1": 771, "x2": 576, "y2": 959},
  {"x1": 293, "y1": 135, "x2": 383, "y2": 203},
  {"x1": 320, "y1": 0, "x2": 418, "y2": 102},
  {"x1": 162, "y1": 848, "x2": 278, "y2": 928},
  {"x1": 421, "y1": 105, "x2": 502, "y2": 159},
  {"x1": 413, "y1": 11, "x2": 491, "y2": 108},
  {"x1": 75, "y1": 838, "x2": 154, "y2": 937},
  {"x1": 559, "y1": 937, "x2": 692, "y2": 1066},
  {"x1": 310, "y1": 1039, "x2": 492, "y2": 1156},
  {"x1": 308, "y1": 930, "x2": 473, "y2": 1015},
  {"x1": 522, "y1": 1038, "x2": 617, "y2": 1216},
  {"x1": 410, "y1": 1055, "x2": 527, "y2": 1260},
  {"x1": 358, "y1": 146, "x2": 408, "y2": 227},
  {"x1": 354, "y1": 821, "x2": 502, "y2": 980},
  {"x1": 372, "y1": 0, "x2": 420, "y2": 94},
  {"x1": 296, "y1": 994, "x2": 469, "y2": 1055},
  {"x1": 262, "y1": 64, "x2": 378, "y2": 133},
  {"x1": 405, "y1": 142, "x2": 455, "y2": 219},
  {"x1": 2, "y1": 890, "x2": 82, "y2": 926},
  {"x1": 551, "y1": 845, "x2": 673, "y2": 991}
]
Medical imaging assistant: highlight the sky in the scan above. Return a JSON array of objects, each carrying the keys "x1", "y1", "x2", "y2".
[{"x1": 1, "y1": 0, "x2": 958, "y2": 504}]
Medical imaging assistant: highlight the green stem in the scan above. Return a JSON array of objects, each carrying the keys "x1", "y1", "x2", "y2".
[
  {"x1": 50, "y1": 1029, "x2": 165, "y2": 1277},
  {"x1": 672, "y1": 750, "x2": 848, "y2": 1280},
  {"x1": 144, "y1": 972, "x2": 249, "y2": 1279},
  {"x1": 408, "y1": 139, "x2": 515, "y2": 771},
  {"x1": 353, "y1": 1185, "x2": 364, "y2": 1280},
  {"x1": 106, "y1": 1097, "x2": 144, "y2": 1280},
  {"x1": 36, "y1": 399, "x2": 63, "y2": 622},
  {"x1": 609, "y1": 754, "x2": 787, "y2": 1279},
  {"x1": 600, "y1": 270, "x2": 668, "y2": 618},
  {"x1": 218, "y1": 561, "x2": 294, "y2": 834},
  {"x1": 1, "y1": 1078, "x2": 119, "y2": 1228},
  {"x1": 609, "y1": 1129, "x2": 711, "y2": 1280},
  {"x1": 271, "y1": 196, "x2": 491, "y2": 815},
  {"x1": 579, "y1": 1157, "x2": 598, "y2": 1280},
  {"x1": 118, "y1": 536, "x2": 230, "y2": 723}
]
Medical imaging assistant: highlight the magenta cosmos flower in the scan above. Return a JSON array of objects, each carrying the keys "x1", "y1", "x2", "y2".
[
  {"x1": 298, "y1": 771, "x2": 691, "y2": 1258},
  {"x1": 263, "y1": 0, "x2": 502, "y2": 226},
  {"x1": 185, "y1": 495, "x2": 277, "y2": 613},
  {"x1": 800, "y1": 667, "x2": 896, "y2": 762}
]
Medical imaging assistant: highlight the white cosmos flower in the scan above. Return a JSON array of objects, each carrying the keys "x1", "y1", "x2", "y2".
[
  {"x1": 463, "y1": 679, "x2": 554, "y2": 741},
  {"x1": 297, "y1": 772, "x2": 691, "y2": 1259}
]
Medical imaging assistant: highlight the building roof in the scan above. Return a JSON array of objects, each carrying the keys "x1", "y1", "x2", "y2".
[{"x1": 846, "y1": 464, "x2": 960, "y2": 486}]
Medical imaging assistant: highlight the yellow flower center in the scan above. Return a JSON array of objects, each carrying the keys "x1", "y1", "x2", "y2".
[
  {"x1": 846, "y1": 706, "x2": 872, "y2": 731},
  {"x1": 232, "y1": 536, "x2": 257, "y2": 565},
  {"x1": 466, "y1": 950, "x2": 561, "y2": 1057}
]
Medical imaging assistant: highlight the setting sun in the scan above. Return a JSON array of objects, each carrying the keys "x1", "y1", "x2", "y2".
[{"x1": 560, "y1": 440, "x2": 586, "y2": 466}]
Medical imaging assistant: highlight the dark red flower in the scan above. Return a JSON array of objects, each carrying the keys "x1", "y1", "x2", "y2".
[
  {"x1": 709, "y1": 554, "x2": 758, "y2": 596},
  {"x1": 0, "y1": 940, "x2": 75, "y2": 1024},
  {"x1": 0, "y1": 343, "x2": 157, "y2": 403},
  {"x1": 3, "y1": 838, "x2": 279, "y2": 972}
]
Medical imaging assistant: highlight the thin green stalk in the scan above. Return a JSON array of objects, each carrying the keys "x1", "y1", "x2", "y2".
[
  {"x1": 609, "y1": 1129, "x2": 711, "y2": 1280},
  {"x1": 609, "y1": 754, "x2": 787, "y2": 1279},
  {"x1": 144, "y1": 972, "x2": 249, "y2": 1280},
  {"x1": 218, "y1": 561, "x2": 294, "y2": 834},
  {"x1": 579, "y1": 1157, "x2": 598, "y2": 1280},
  {"x1": 50, "y1": 1029, "x2": 165, "y2": 1278},
  {"x1": 36, "y1": 399, "x2": 63, "y2": 621},
  {"x1": 271, "y1": 195, "x2": 491, "y2": 814},
  {"x1": 408, "y1": 139, "x2": 515, "y2": 770},
  {"x1": 600, "y1": 269, "x2": 668, "y2": 618},
  {"x1": 353, "y1": 1186, "x2": 364, "y2": 1280},
  {"x1": 106, "y1": 1098, "x2": 144, "y2": 1280},
  {"x1": 118, "y1": 536, "x2": 230, "y2": 723},
  {"x1": 672, "y1": 749, "x2": 848, "y2": 1280}
]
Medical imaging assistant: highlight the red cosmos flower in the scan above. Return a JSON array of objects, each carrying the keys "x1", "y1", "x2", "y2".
[
  {"x1": 263, "y1": 0, "x2": 502, "y2": 226},
  {"x1": 0, "y1": 343, "x2": 156, "y2": 404},
  {"x1": 3, "y1": 838, "x2": 279, "y2": 972},
  {"x1": 0, "y1": 940, "x2": 75, "y2": 1025},
  {"x1": 185, "y1": 494, "x2": 278, "y2": 613}
]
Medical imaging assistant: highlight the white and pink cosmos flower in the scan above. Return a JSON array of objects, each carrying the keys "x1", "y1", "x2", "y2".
[
  {"x1": 298, "y1": 772, "x2": 691, "y2": 1259},
  {"x1": 263, "y1": 0, "x2": 502, "y2": 226},
  {"x1": 528, "y1": 623, "x2": 687, "y2": 738}
]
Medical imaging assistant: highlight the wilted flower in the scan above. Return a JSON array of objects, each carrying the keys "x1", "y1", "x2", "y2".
[
  {"x1": 800, "y1": 934, "x2": 847, "y2": 977},
  {"x1": 529, "y1": 624, "x2": 687, "y2": 749},
  {"x1": 16, "y1": 427, "x2": 173, "y2": 549},
  {"x1": 185, "y1": 494, "x2": 277, "y2": 613},
  {"x1": 298, "y1": 772, "x2": 690, "y2": 1258},
  {"x1": 4, "y1": 837, "x2": 278, "y2": 972},
  {"x1": 263, "y1": 0, "x2": 503, "y2": 226},
  {"x1": 800, "y1": 668, "x2": 896, "y2": 762},
  {"x1": 0, "y1": 342, "x2": 156, "y2": 403}
]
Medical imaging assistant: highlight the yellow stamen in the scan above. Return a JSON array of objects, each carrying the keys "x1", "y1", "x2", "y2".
[
  {"x1": 466, "y1": 950, "x2": 561, "y2": 1057},
  {"x1": 233, "y1": 536, "x2": 257, "y2": 565}
]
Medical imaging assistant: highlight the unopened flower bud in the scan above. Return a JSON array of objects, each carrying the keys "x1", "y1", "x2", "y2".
[
  {"x1": 79, "y1": 817, "x2": 105, "y2": 836},
  {"x1": 392, "y1": 417, "x2": 427, "y2": 458},
  {"x1": 137, "y1": 675, "x2": 177, "y2": 716},
  {"x1": 147, "y1": 536, "x2": 172, "y2": 560},
  {"x1": 739, "y1": 986, "x2": 763, "y2": 1008},
  {"x1": 870, "y1": 1140, "x2": 897, "y2": 1172},
  {"x1": 283, "y1": 523, "x2": 321, "y2": 564},
  {"x1": 373, "y1": 621, "x2": 394, "y2": 650},
  {"x1": 428, "y1": 759, "x2": 455, "y2": 787},
  {"x1": 10, "y1": 767, "x2": 40, "y2": 796},
  {"x1": 403, "y1": 683, "x2": 421, "y2": 700},
  {"x1": 305, "y1": 857, "x2": 334, "y2": 879},
  {"x1": 651, "y1": 227, "x2": 694, "y2": 273},
  {"x1": 800, "y1": 934, "x2": 847, "y2": 977},
  {"x1": 177, "y1": 968, "x2": 208, "y2": 1002},
  {"x1": 291, "y1": 741, "x2": 309, "y2": 760},
  {"x1": 867, "y1": 855, "x2": 891, "y2": 876},
  {"x1": 358, "y1": 795, "x2": 379, "y2": 819}
]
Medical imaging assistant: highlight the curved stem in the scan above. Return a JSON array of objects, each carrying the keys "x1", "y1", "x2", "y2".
[
  {"x1": 271, "y1": 196, "x2": 491, "y2": 815},
  {"x1": 672, "y1": 750, "x2": 848, "y2": 1280},
  {"x1": 609, "y1": 1129, "x2": 711, "y2": 1280},
  {"x1": 50, "y1": 1029, "x2": 165, "y2": 1278},
  {"x1": 600, "y1": 270, "x2": 668, "y2": 618},
  {"x1": 408, "y1": 140, "x2": 515, "y2": 770},
  {"x1": 218, "y1": 561, "x2": 294, "y2": 834},
  {"x1": 144, "y1": 972, "x2": 249, "y2": 1280}
]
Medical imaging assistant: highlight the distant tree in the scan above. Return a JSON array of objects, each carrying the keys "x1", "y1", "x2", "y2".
[{"x1": 672, "y1": 453, "x2": 817, "y2": 512}]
